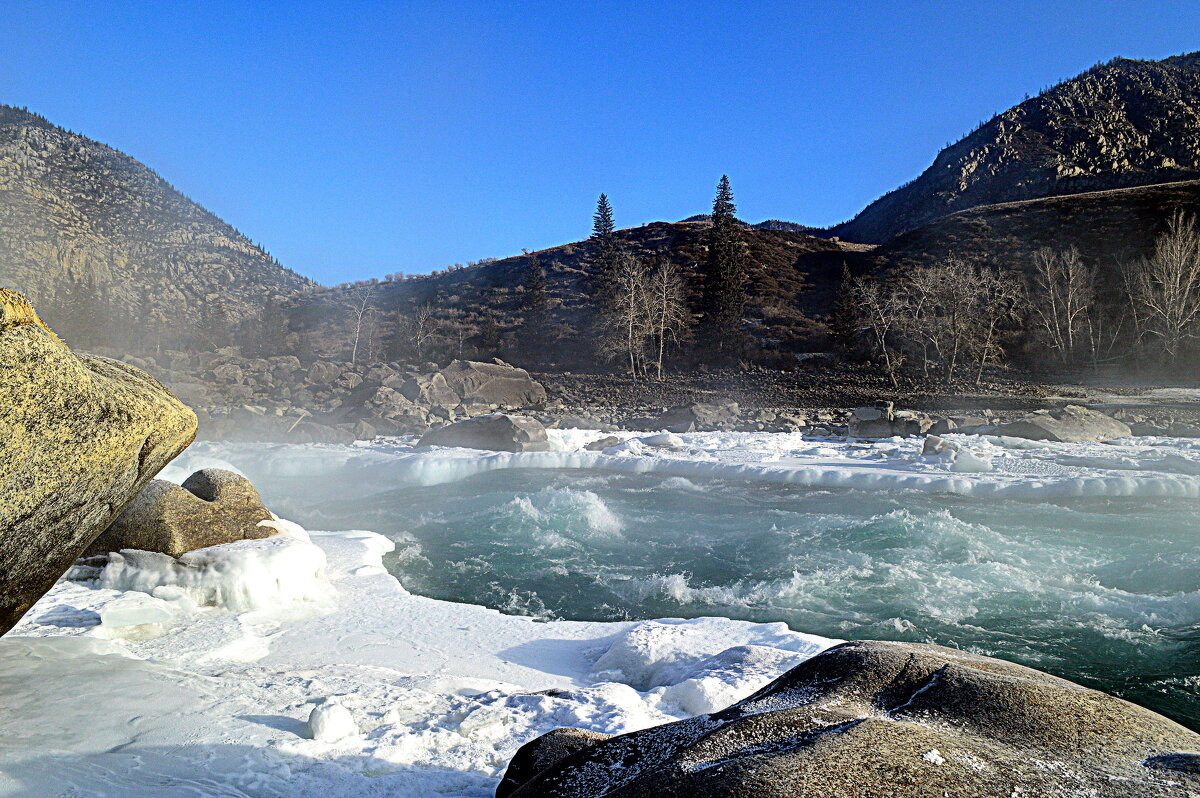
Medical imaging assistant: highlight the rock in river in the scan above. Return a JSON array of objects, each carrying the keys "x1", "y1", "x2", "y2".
[
  {"x1": 0, "y1": 288, "x2": 196, "y2": 633},
  {"x1": 417, "y1": 414, "x2": 551, "y2": 452},
  {"x1": 499, "y1": 640, "x2": 1200, "y2": 797}
]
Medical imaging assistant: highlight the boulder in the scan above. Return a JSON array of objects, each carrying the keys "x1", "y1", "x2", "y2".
[
  {"x1": 0, "y1": 289, "x2": 197, "y2": 633},
  {"x1": 584, "y1": 435, "x2": 622, "y2": 451},
  {"x1": 86, "y1": 468, "x2": 274, "y2": 557},
  {"x1": 500, "y1": 640, "x2": 1200, "y2": 798},
  {"x1": 849, "y1": 403, "x2": 929, "y2": 438},
  {"x1": 400, "y1": 372, "x2": 461, "y2": 408},
  {"x1": 304, "y1": 359, "x2": 342, "y2": 386},
  {"x1": 993, "y1": 405, "x2": 1131, "y2": 443},
  {"x1": 651, "y1": 401, "x2": 741, "y2": 433},
  {"x1": 417, "y1": 414, "x2": 552, "y2": 452},
  {"x1": 438, "y1": 360, "x2": 547, "y2": 408}
]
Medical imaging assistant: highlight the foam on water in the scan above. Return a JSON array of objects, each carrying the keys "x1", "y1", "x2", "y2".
[{"x1": 172, "y1": 433, "x2": 1200, "y2": 729}]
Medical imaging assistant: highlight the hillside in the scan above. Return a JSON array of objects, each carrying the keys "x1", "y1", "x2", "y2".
[
  {"x1": 832, "y1": 52, "x2": 1200, "y2": 244},
  {"x1": 0, "y1": 105, "x2": 313, "y2": 349},
  {"x1": 867, "y1": 179, "x2": 1200, "y2": 285},
  {"x1": 299, "y1": 221, "x2": 874, "y2": 364}
]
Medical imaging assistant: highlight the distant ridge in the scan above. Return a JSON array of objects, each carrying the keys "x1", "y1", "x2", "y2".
[
  {"x1": 831, "y1": 52, "x2": 1200, "y2": 243},
  {"x1": 0, "y1": 105, "x2": 313, "y2": 347}
]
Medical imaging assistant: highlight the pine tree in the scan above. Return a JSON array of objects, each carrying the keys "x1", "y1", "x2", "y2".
[
  {"x1": 592, "y1": 193, "x2": 615, "y2": 239},
  {"x1": 699, "y1": 175, "x2": 748, "y2": 360},
  {"x1": 591, "y1": 193, "x2": 621, "y2": 300},
  {"x1": 829, "y1": 262, "x2": 859, "y2": 355},
  {"x1": 520, "y1": 252, "x2": 552, "y2": 363}
]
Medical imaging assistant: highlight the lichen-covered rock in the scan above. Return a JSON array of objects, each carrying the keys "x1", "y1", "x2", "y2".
[
  {"x1": 417, "y1": 414, "x2": 551, "y2": 452},
  {"x1": 500, "y1": 640, "x2": 1200, "y2": 798},
  {"x1": 0, "y1": 288, "x2": 196, "y2": 633},
  {"x1": 438, "y1": 359, "x2": 547, "y2": 408},
  {"x1": 994, "y1": 404, "x2": 1131, "y2": 442},
  {"x1": 86, "y1": 468, "x2": 274, "y2": 557}
]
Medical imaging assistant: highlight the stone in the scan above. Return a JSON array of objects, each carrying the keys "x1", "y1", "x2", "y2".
[
  {"x1": 0, "y1": 289, "x2": 197, "y2": 633},
  {"x1": 652, "y1": 401, "x2": 741, "y2": 433},
  {"x1": 304, "y1": 359, "x2": 342, "y2": 386},
  {"x1": 584, "y1": 435, "x2": 622, "y2": 451},
  {"x1": 400, "y1": 372, "x2": 461, "y2": 408},
  {"x1": 352, "y1": 420, "x2": 377, "y2": 441},
  {"x1": 500, "y1": 640, "x2": 1200, "y2": 798},
  {"x1": 86, "y1": 468, "x2": 274, "y2": 557},
  {"x1": 417, "y1": 414, "x2": 552, "y2": 452},
  {"x1": 922, "y1": 434, "x2": 959, "y2": 455},
  {"x1": 438, "y1": 360, "x2": 547, "y2": 408},
  {"x1": 993, "y1": 405, "x2": 1131, "y2": 443}
]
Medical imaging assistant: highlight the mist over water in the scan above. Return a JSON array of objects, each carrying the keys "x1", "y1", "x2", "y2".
[{"x1": 244, "y1": 464, "x2": 1200, "y2": 730}]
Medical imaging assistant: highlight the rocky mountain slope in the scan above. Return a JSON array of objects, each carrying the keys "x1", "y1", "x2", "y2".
[
  {"x1": 832, "y1": 52, "x2": 1200, "y2": 244},
  {"x1": 0, "y1": 105, "x2": 313, "y2": 349}
]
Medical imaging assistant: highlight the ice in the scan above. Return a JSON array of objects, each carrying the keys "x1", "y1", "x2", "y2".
[
  {"x1": 308, "y1": 701, "x2": 359, "y2": 742},
  {"x1": 173, "y1": 428, "x2": 1200, "y2": 500},
  {"x1": 98, "y1": 534, "x2": 333, "y2": 613},
  {"x1": 98, "y1": 592, "x2": 175, "y2": 628},
  {"x1": 2, "y1": 523, "x2": 839, "y2": 797}
]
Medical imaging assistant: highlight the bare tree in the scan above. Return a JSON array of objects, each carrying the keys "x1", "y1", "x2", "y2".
[
  {"x1": 1028, "y1": 247, "x2": 1094, "y2": 365},
  {"x1": 346, "y1": 285, "x2": 378, "y2": 364},
  {"x1": 852, "y1": 274, "x2": 905, "y2": 387},
  {"x1": 969, "y1": 266, "x2": 1023, "y2": 385},
  {"x1": 397, "y1": 302, "x2": 439, "y2": 363},
  {"x1": 1125, "y1": 210, "x2": 1200, "y2": 361},
  {"x1": 645, "y1": 259, "x2": 691, "y2": 379},
  {"x1": 598, "y1": 252, "x2": 651, "y2": 377}
]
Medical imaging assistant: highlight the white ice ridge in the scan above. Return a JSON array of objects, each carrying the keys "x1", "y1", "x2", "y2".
[
  {"x1": 1, "y1": 524, "x2": 835, "y2": 797},
  {"x1": 168, "y1": 429, "x2": 1200, "y2": 500}
]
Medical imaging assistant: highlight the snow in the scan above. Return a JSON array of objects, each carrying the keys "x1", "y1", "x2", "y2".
[
  {"x1": 170, "y1": 428, "x2": 1200, "y2": 501},
  {"x1": 308, "y1": 701, "x2": 359, "y2": 742},
  {"x1": 1, "y1": 523, "x2": 835, "y2": 797}
]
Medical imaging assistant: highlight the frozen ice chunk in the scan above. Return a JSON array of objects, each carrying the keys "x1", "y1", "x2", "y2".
[
  {"x1": 99, "y1": 593, "x2": 175, "y2": 628},
  {"x1": 308, "y1": 701, "x2": 357, "y2": 742}
]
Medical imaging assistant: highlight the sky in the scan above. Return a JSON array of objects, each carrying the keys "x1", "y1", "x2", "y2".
[{"x1": 3, "y1": 1, "x2": 1200, "y2": 285}]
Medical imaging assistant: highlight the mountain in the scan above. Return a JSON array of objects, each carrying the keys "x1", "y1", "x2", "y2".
[
  {"x1": 0, "y1": 105, "x2": 313, "y2": 349},
  {"x1": 832, "y1": 52, "x2": 1200, "y2": 244}
]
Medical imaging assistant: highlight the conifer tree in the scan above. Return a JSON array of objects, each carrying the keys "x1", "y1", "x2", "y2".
[
  {"x1": 520, "y1": 251, "x2": 552, "y2": 362},
  {"x1": 591, "y1": 193, "x2": 621, "y2": 299},
  {"x1": 829, "y1": 262, "x2": 859, "y2": 355},
  {"x1": 699, "y1": 175, "x2": 748, "y2": 359}
]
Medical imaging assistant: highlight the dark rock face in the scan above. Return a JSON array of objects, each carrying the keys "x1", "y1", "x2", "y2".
[
  {"x1": 417, "y1": 414, "x2": 552, "y2": 453},
  {"x1": 833, "y1": 52, "x2": 1200, "y2": 243},
  {"x1": 0, "y1": 288, "x2": 197, "y2": 633},
  {"x1": 86, "y1": 468, "x2": 274, "y2": 557},
  {"x1": 993, "y1": 404, "x2": 1131, "y2": 442},
  {"x1": 500, "y1": 640, "x2": 1200, "y2": 798}
]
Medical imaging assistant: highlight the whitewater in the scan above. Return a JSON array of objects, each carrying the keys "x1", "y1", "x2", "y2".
[{"x1": 3, "y1": 427, "x2": 1200, "y2": 796}]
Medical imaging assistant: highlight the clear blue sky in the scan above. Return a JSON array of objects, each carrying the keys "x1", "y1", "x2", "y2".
[{"x1": 3, "y1": 1, "x2": 1199, "y2": 285}]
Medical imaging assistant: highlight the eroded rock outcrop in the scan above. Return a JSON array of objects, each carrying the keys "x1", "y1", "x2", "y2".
[
  {"x1": 86, "y1": 468, "x2": 274, "y2": 557},
  {"x1": 0, "y1": 288, "x2": 196, "y2": 632},
  {"x1": 499, "y1": 640, "x2": 1200, "y2": 798}
]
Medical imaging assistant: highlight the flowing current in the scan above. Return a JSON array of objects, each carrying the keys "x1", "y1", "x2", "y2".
[{"x1": 177, "y1": 437, "x2": 1200, "y2": 731}]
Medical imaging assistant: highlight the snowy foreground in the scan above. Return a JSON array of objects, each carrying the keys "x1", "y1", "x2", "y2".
[
  {"x1": 6, "y1": 427, "x2": 1200, "y2": 796},
  {"x1": 0, "y1": 522, "x2": 832, "y2": 796}
]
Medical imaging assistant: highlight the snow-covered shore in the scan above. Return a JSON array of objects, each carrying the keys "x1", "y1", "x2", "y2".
[
  {"x1": 0, "y1": 518, "x2": 832, "y2": 797},
  {"x1": 7, "y1": 427, "x2": 1200, "y2": 796}
]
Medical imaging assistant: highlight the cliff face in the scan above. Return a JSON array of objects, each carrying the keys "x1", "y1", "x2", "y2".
[
  {"x1": 0, "y1": 106, "x2": 312, "y2": 348},
  {"x1": 832, "y1": 52, "x2": 1200, "y2": 244}
]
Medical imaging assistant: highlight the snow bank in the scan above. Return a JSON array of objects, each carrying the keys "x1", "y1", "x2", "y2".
[
  {"x1": 173, "y1": 429, "x2": 1200, "y2": 501},
  {"x1": 99, "y1": 533, "x2": 333, "y2": 613},
  {"x1": 3, "y1": 523, "x2": 839, "y2": 796}
]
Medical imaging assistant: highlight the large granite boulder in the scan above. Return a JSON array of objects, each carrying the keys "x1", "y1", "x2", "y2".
[
  {"x1": 653, "y1": 401, "x2": 741, "y2": 433},
  {"x1": 993, "y1": 404, "x2": 1131, "y2": 443},
  {"x1": 400, "y1": 372, "x2": 461, "y2": 408},
  {"x1": 417, "y1": 414, "x2": 552, "y2": 452},
  {"x1": 438, "y1": 360, "x2": 547, "y2": 408},
  {"x1": 85, "y1": 468, "x2": 274, "y2": 557},
  {"x1": 499, "y1": 640, "x2": 1200, "y2": 798},
  {"x1": 0, "y1": 289, "x2": 197, "y2": 633}
]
